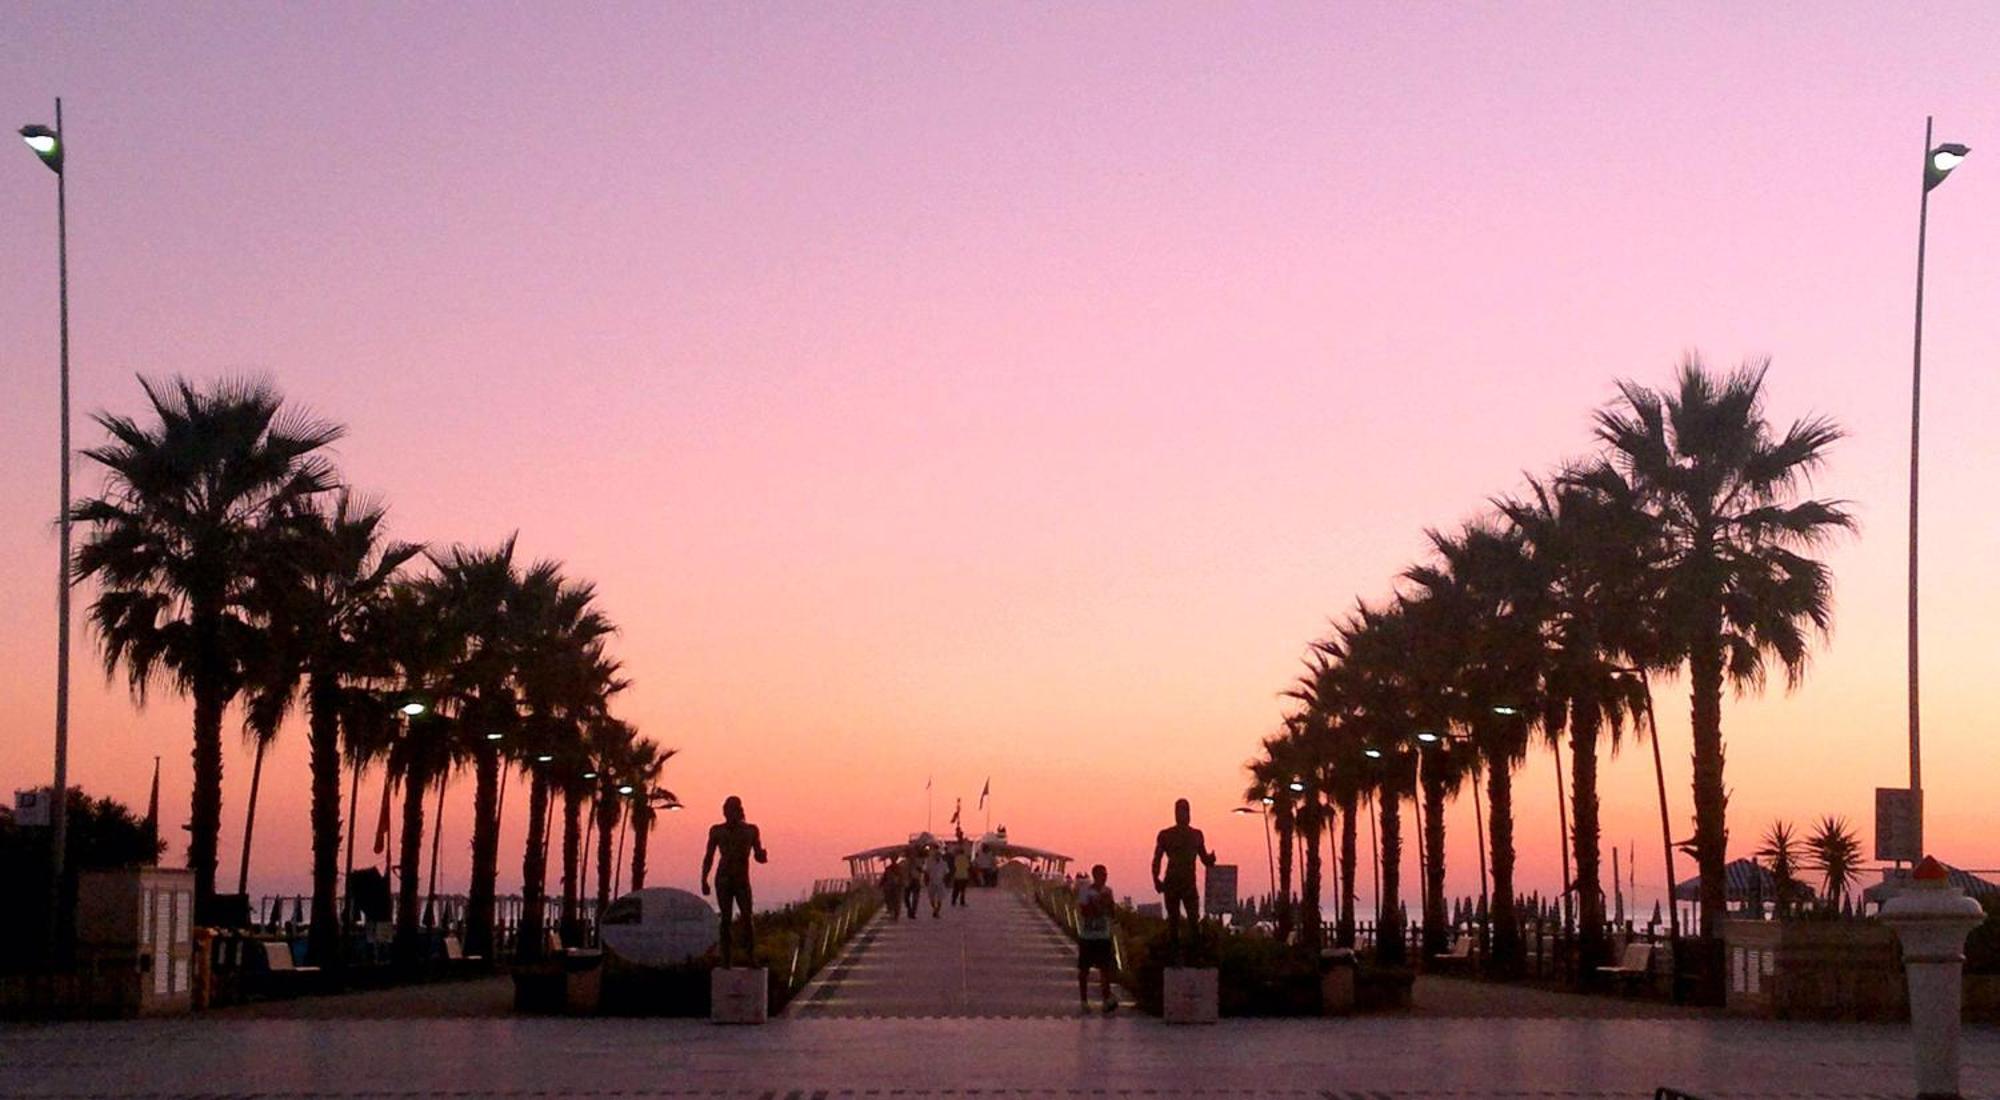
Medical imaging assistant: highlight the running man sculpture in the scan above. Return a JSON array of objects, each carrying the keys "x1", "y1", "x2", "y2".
[
  {"x1": 701, "y1": 796, "x2": 768, "y2": 967},
  {"x1": 1152, "y1": 798, "x2": 1217, "y2": 961}
]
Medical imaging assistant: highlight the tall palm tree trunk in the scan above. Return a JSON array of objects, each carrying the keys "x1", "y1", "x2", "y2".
[
  {"x1": 519, "y1": 771, "x2": 551, "y2": 961},
  {"x1": 1422, "y1": 765, "x2": 1449, "y2": 959},
  {"x1": 630, "y1": 809, "x2": 652, "y2": 891},
  {"x1": 237, "y1": 737, "x2": 268, "y2": 895},
  {"x1": 1486, "y1": 752, "x2": 1520, "y2": 977},
  {"x1": 393, "y1": 766, "x2": 429, "y2": 968},
  {"x1": 595, "y1": 792, "x2": 619, "y2": 917},
  {"x1": 342, "y1": 759, "x2": 363, "y2": 925},
  {"x1": 305, "y1": 678, "x2": 345, "y2": 966},
  {"x1": 1690, "y1": 637, "x2": 1729, "y2": 938},
  {"x1": 466, "y1": 744, "x2": 501, "y2": 959},
  {"x1": 1378, "y1": 786, "x2": 1406, "y2": 967},
  {"x1": 1300, "y1": 803, "x2": 1323, "y2": 950},
  {"x1": 183, "y1": 618, "x2": 231, "y2": 920},
  {"x1": 1569, "y1": 697, "x2": 1608, "y2": 971},
  {"x1": 1337, "y1": 789, "x2": 1359, "y2": 948},
  {"x1": 560, "y1": 787, "x2": 583, "y2": 946}
]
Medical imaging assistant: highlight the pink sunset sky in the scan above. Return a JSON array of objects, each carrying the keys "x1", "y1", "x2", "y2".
[{"x1": 3, "y1": 3, "x2": 1998, "y2": 916}]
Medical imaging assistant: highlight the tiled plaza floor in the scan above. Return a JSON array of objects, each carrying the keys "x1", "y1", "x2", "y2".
[{"x1": 2, "y1": 1015, "x2": 1995, "y2": 1098}]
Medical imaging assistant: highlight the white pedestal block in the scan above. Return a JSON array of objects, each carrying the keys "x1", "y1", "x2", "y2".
[
  {"x1": 1881, "y1": 865, "x2": 1985, "y2": 1100},
  {"x1": 710, "y1": 967, "x2": 768, "y2": 1024},
  {"x1": 1162, "y1": 967, "x2": 1218, "y2": 1024}
]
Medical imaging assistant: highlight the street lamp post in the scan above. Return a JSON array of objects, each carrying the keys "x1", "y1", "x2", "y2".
[
  {"x1": 1233, "y1": 802, "x2": 1278, "y2": 909},
  {"x1": 19, "y1": 101, "x2": 70, "y2": 963},
  {"x1": 1908, "y1": 117, "x2": 1969, "y2": 861}
]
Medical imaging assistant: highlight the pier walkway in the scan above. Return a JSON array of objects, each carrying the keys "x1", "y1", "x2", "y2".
[{"x1": 789, "y1": 885, "x2": 1087, "y2": 1018}]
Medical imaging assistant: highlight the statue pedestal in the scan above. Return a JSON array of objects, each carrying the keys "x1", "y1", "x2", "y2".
[
  {"x1": 710, "y1": 967, "x2": 768, "y2": 1024},
  {"x1": 1162, "y1": 967, "x2": 1218, "y2": 1024}
]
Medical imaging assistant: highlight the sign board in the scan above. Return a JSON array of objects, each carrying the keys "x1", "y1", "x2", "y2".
[
  {"x1": 598, "y1": 887, "x2": 718, "y2": 968},
  {"x1": 1875, "y1": 787, "x2": 1922, "y2": 863},
  {"x1": 13, "y1": 788, "x2": 51, "y2": 827},
  {"x1": 1205, "y1": 864, "x2": 1238, "y2": 916}
]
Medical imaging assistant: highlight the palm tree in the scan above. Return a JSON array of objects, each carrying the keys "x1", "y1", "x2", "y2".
[
  {"x1": 592, "y1": 727, "x2": 647, "y2": 918},
  {"x1": 374, "y1": 582, "x2": 460, "y2": 967},
  {"x1": 71, "y1": 376, "x2": 343, "y2": 915},
  {"x1": 1806, "y1": 815, "x2": 1862, "y2": 913},
  {"x1": 1497, "y1": 473, "x2": 1651, "y2": 970},
  {"x1": 508, "y1": 562, "x2": 620, "y2": 960},
  {"x1": 1244, "y1": 743, "x2": 1296, "y2": 941},
  {"x1": 625, "y1": 740, "x2": 679, "y2": 891},
  {"x1": 245, "y1": 494, "x2": 420, "y2": 963},
  {"x1": 422, "y1": 541, "x2": 523, "y2": 959},
  {"x1": 1403, "y1": 522, "x2": 1545, "y2": 976},
  {"x1": 1757, "y1": 820, "x2": 1806, "y2": 919},
  {"x1": 1335, "y1": 603, "x2": 1420, "y2": 967},
  {"x1": 1596, "y1": 358, "x2": 1851, "y2": 937}
]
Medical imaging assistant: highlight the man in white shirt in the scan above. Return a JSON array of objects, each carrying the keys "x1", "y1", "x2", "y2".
[{"x1": 1075, "y1": 864, "x2": 1118, "y2": 1013}]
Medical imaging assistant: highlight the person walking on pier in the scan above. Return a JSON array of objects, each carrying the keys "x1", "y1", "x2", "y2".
[
  {"x1": 1152, "y1": 797, "x2": 1216, "y2": 962},
  {"x1": 1077, "y1": 864, "x2": 1118, "y2": 1014},
  {"x1": 880, "y1": 857, "x2": 905, "y2": 921},
  {"x1": 903, "y1": 847, "x2": 923, "y2": 919},
  {"x1": 700, "y1": 796, "x2": 768, "y2": 967},
  {"x1": 949, "y1": 843, "x2": 972, "y2": 907},
  {"x1": 923, "y1": 846, "x2": 949, "y2": 918}
]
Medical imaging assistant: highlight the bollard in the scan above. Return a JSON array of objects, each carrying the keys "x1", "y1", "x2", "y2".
[{"x1": 1879, "y1": 857, "x2": 1986, "y2": 1100}]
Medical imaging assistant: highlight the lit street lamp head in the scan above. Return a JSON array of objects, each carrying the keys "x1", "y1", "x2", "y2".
[
  {"x1": 1363, "y1": 746, "x2": 1384, "y2": 759},
  {"x1": 1925, "y1": 142, "x2": 1969, "y2": 191},
  {"x1": 19, "y1": 124, "x2": 61, "y2": 173},
  {"x1": 1416, "y1": 730, "x2": 1441, "y2": 744},
  {"x1": 1286, "y1": 779, "x2": 1306, "y2": 793},
  {"x1": 399, "y1": 701, "x2": 427, "y2": 716}
]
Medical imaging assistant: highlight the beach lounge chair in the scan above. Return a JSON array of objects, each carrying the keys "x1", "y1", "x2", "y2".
[{"x1": 1597, "y1": 941, "x2": 1654, "y2": 990}]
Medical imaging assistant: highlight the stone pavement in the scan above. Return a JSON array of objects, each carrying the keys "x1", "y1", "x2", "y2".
[
  {"x1": 3, "y1": 1015, "x2": 1996, "y2": 1098},
  {"x1": 790, "y1": 886, "x2": 1089, "y2": 1018}
]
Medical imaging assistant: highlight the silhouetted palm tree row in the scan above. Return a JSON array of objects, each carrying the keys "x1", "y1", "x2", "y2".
[
  {"x1": 1247, "y1": 357, "x2": 1850, "y2": 975},
  {"x1": 70, "y1": 376, "x2": 677, "y2": 967}
]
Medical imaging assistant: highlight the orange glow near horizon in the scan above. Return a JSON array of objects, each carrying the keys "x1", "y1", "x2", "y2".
[{"x1": 3, "y1": 6, "x2": 2000, "y2": 918}]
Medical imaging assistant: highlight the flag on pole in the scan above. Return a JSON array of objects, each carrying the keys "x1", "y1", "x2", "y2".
[
  {"x1": 926, "y1": 775, "x2": 932, "y2": 791},
  {"x1": 978, "y1": 778, "x2": 990, "y2": 808},
  {"x1": 951, "y1": 798, "x2": 961, "y2": 826},
  {"x1": 373, "y1": 775, "x2": 396, "y2": 854},
  {"x1": 143, "y1": 756, "x2": 161, "y2": 860}
]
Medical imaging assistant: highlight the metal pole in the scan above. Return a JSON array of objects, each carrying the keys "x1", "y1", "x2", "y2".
[
  {"x1": 426, "y1": 769, "x2": 446, "y2": 917},
  {"x1": 1259, "y1": 808, "x2": 1276, "y2": 902},
  {"x1": 1908, "y1": 115, "x2": 1932, "y2": 861},
  {"x1": 1554, "y1": 742, "x2": 1573, "y2": 931},
  {"x1": 47, "y1": 96, "x2": 74, "y2": 963},
  {"x1": 1472, "y1": 752, "x2": 1489, "y2": 936},
  {"x1": 1642, "y1": 679, "x2": 1682, "y2": 943}
]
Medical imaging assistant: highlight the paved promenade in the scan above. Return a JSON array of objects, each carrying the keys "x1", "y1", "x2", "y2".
[
  {"x1": 4, "y1": 1015, "x2": 1996, "y2": 1097},
  {"x1": 790, "y1": 886, "x2": 1086, "y2": 1017},
  {"x1": 4, "y1": 887, "x2": 1996, "y2": 1098}
]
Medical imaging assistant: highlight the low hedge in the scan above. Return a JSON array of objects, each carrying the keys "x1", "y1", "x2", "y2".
[{"x1": 598, "y1": 887, "x2": 879, "y2": 1015}]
